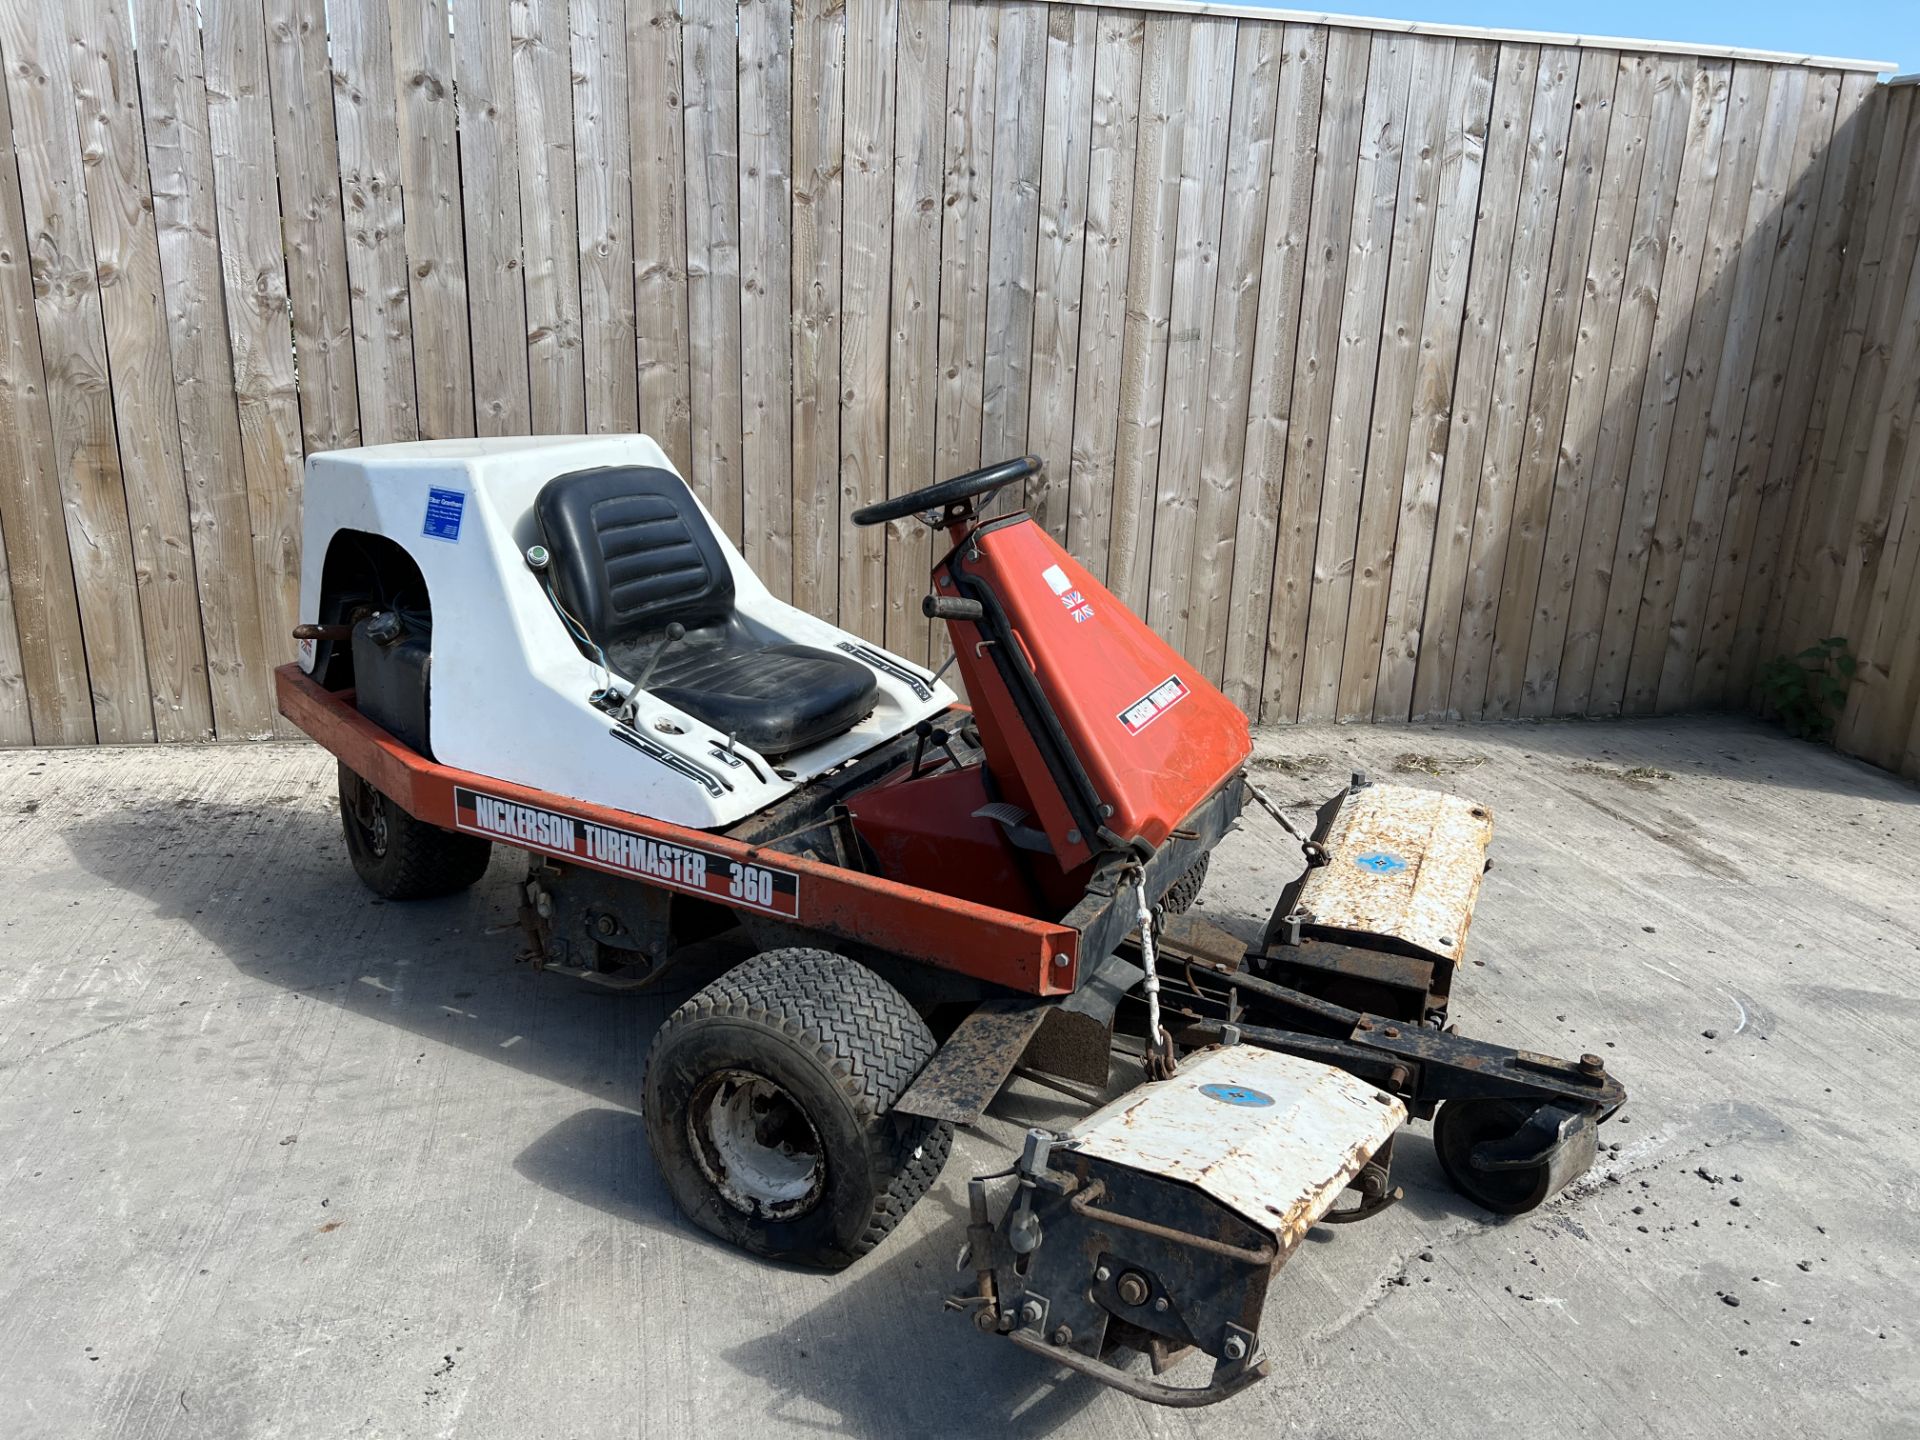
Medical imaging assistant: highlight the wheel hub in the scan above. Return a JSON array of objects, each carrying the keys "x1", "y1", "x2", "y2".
[
  {"x1": 688, "y1": 1069, "x2": 826, "y2": 1220},
  {"x1": 346, "y1": 776, "x2": 390, "y2": 858}
]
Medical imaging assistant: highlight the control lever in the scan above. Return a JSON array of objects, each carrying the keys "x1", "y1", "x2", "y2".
[
  {"x1": 617, "y1": 622, "x2": 686, "y2": 723},
  {"x1": 633, "y1": 622, "x2": 687, "y2": 690}
]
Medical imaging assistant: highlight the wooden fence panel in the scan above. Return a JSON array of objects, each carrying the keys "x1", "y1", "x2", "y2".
[
  {"x1": 1188, "y1": 21, "x2": 1289, "y2": 686},
  {"x1": 264, "y1": 0, "x2": 359, "y2": 452},
  {"x1": 1218, "y1": 22, "x2": 1327, "y2": 712},
  {"x1": 1405, "y1": 42, "x2": 1542, "y2": 719},
  {"x1": 69, "y1": 0, "x2": 216, "y2": 741},
  {"x1": 836, "y1": 0, "x2": 898, "y2": 638},
  {"x1": 1142, "y1": 14, "x2": 1238, "y2": 654},
  {"x1": 393, "y1": 0, "x2": 476, "y2": 440},
  {"x1": 1690, "y1": 70, "x2": 1843, "y2": 704},
  {"x1": 1725, "y1": 72, "x2": 1876, "y2": 699},
  {"x1": 631, "y1": 0, "x2": 693, "y2": 466},
  {"x1": 137, "y1": 0, "x2": 274, "y2": 738},
  {"x1": 0, "y1": 57, "x2": 88, "y2": 744},
  {"x1": 1337, "y1": 37, "x2": 1474, "y2": 722},
  {"x1": 511, "y1": 0, "x2": 588, "y2": 435},
  {"x1": 1261, "y1": 25, "x2": 1369, "y2": 722},
  {"x1": 1063, "y1": 9, "x2": 1144, "y2": 584},
  {"x1": 1444, "y1": 46, "x2": 1578, "y2": 719},
  {"x1": 1296, "y1": 32, "x2": 1416, "y2": 723},
  {"x1": 7, "y1": 1, "x2": 157, "y2": 744},
  {"x1": 1515, "y1": 52, "x2": 1652, "y2": 717},
  {"x1": 0, "y1": 0, "x2": 1905, "y2": 760},
  {"x1": 1483, "y1": 47, "x2": 1618, "y2": 720},
  {"x1": 329, "y1": 0, "x2": 419, "y2": 445},
  {"x1": 1025, "y1": 4, "x2": 1098, "y2": 544},
  {"x1": 453, "y1": 0, "x2": 534, "y2": 437},
  {"x1": 1370, "y1": 38, "x2": 1497, "y2": 720},
  {"x1": 204, "y1": 0, "x2": 306, "y2": 734},
  {"x1": 1588, "y1": 59, "x2": 1733, "y2": 716},
  {"x1": 740, "y1": 0, "x2": 796, "y2": 597},
  {"x1": 792, "y1": 0, "x2": 846, "y2": 620}
]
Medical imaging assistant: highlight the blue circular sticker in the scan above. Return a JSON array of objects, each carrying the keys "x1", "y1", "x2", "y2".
[
  {"x1": 1199, "y1": 1083, "x2": 1275, "y2": 1107},
  {"x1": 1354, "y1": 850, "x2": 1407, "y2": 875}
]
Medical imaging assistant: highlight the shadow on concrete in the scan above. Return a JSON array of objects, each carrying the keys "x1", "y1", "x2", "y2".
[{"x1": 61, "y1": 787, "x2": 1540, "y2": 1428}]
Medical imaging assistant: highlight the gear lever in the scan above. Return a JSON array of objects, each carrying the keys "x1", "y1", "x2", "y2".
[{"x1": 617, "y1": 622, "x2": 686, "y2": 723}]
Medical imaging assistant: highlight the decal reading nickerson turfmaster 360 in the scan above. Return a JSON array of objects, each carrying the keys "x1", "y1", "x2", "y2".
[{"x1": 452, "y1": 786, "x2": 799, "y2": 917}]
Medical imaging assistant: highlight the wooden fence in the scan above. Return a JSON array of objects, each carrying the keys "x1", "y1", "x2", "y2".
[
  {"x1": 1762, "y1": 75, "x2": 1920, "y2": 780},
  {"x1": 0, "y1": 0, "x2": 1901, "y2": 754}
]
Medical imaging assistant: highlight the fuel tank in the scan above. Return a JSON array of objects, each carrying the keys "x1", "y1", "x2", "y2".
[{"x1": 938, "y1": 515, "x2": 1251, "y2": 870}]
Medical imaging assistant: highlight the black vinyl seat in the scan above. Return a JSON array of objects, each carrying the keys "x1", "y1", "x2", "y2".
[{"x1": 535, "y1": 466, "x2": 877, "y2": 755}]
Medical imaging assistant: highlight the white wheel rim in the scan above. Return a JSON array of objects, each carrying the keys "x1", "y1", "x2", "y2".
[{"x1": 688, "y1": 1070, "x2": 826, "y2": 1220}]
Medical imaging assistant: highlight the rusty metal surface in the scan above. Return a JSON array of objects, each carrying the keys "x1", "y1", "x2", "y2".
[
  {"x1": 894, "y1": 999, "x2": 1052, "y2": 1124},
  {"x1": 1150, "y1": 913, "x2": 1247, "y2": 971},
  {"x1": 1287, "y1": 783, "x2": 1493, "y2": 964},
  {"x1": 1066, "y1": 1046, "x2": 1404, "y2": 1250}
]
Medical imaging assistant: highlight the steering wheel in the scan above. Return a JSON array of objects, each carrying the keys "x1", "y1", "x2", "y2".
[{"x1": 850, "y1": 455, "x2": 1042, "y2": 528}]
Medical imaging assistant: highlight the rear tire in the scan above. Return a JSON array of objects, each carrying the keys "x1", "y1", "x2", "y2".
[
  {"x1": 337, "y1": 763, "x2": 492, "y2": 900},
  {"x1": 643, "y1": 947, "x2": 952, "y2": 1269},
  {"x1": 1159, "y1": 853, "x2": 1210, "y2": 914}
]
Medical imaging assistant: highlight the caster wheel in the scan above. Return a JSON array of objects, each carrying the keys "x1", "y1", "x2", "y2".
[{"x1": 1433, "y1": 1097, "x2": 1597, "y2": 1215}]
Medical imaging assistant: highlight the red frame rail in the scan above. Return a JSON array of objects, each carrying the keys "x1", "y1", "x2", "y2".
[{"x1": 277, "y1": 665, "x2": 1081, "y2": 995}]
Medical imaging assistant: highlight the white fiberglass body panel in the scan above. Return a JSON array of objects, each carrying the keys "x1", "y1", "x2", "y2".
[{"x1": 298, "y1": 434, "x2": 953, "y2": 828}]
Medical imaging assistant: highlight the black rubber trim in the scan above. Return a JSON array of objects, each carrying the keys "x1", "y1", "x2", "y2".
[
  {"x1": 609, "y1": 726, "x2": 731, "y2": 796},
  {"x1": 836, "y1": 640, "x2": 936, "y2": 702}
]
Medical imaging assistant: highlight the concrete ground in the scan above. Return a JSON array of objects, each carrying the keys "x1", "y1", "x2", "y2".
[{"x1": 0, "y1": 716, "x2": 1914, "y2": 1439}]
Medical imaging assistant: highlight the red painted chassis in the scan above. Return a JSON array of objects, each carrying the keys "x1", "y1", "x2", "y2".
[{"x1": 277, "y1": 663, "x2": 1084, "y2": 997}]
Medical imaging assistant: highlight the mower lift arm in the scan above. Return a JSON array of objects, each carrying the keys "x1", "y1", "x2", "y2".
[{"x1": 1176, "y1": 962, "x2": 1626, "y2": 1115}]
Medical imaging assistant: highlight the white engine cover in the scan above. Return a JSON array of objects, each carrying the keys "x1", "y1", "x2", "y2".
[{"x1": 298, "y1": 434, "x2": 954, "y2": 829}]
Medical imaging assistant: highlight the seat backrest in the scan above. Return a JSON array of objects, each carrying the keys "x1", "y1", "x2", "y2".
[{"x1": 535, "y1": 465, "x2": 735, "y2": 649}]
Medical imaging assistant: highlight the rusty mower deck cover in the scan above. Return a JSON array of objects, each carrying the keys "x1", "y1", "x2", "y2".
[
  {"x1": 1285, "y1": 783, "x2": 1494, "y2": 965},
  {"x1": 1070, "y1": 1046, "x2": 1405, "y2": 1248}
]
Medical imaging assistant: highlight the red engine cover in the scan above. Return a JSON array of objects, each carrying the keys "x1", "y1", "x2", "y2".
[{"x1": 940, "y1": 517, "x2": 1250, "y2": 868}]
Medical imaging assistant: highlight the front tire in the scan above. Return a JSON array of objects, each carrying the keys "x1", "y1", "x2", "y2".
[
  {"x1": 643, "y1": 948, "x2": 951, "y2": 1269},
  {"x1": 1159, "y1": 853, "x2": 1209, "y2": 914},
  {"x1": 337, "y1": 764, "x2": 492, "y2": 900}
]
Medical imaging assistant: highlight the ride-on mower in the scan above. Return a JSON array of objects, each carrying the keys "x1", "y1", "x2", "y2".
[{"x1": 280, "y1": 434, "x2": 1624, "y2": 1406}]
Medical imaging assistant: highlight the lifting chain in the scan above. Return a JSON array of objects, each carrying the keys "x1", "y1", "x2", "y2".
[{"x1": 1127, "y1": 866, "x2": 1178, "y2": 1081}]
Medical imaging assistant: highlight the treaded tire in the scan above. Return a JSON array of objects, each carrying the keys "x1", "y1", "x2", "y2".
[
  {"x1": 1159, "y1": 853, "x2": 1210, "y2": 914},
  {"x1": 337, "y1": 763, "x2": 492, "y2": 900},
  {"x1": 643, "y1": 947, "x2": 952, "y2": 1269}
]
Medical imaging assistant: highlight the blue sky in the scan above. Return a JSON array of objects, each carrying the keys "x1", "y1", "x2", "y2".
[{"x1": 1274, "y1": 0, "x2": 1915, "y2": 72}]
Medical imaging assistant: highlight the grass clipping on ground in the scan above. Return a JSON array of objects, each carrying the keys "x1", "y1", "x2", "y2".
[{"x1": 1572, "y1": 760, "x2": 1675, "y2": 784}]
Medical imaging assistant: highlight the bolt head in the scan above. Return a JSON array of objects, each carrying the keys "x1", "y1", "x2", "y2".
[
  {"x1": 973, "y1": 1307, "x2": 997, "y2": 1333},
  {"x1": 1223, "y1": 1335, "x2": 1248, "y2": 1361},
  {"x1": 1052, "y1": 952, "x2": 1071, "y2": 968},
  {"x1": 1382, "y1": 1026, "x2": 1400, "y2": 1039},
  {"x1": 1116, "y1": 1272, "x2": 1150, "y2": 1307},
  {"x1": 1050, "y1": 1325, "x2": 1073, "y2": 1346},
  {"x1": 1580, "y1": 1053, "x2": 1605, "y2": 1072},
  {"x1": 1020, "y1": 1299, "x2": 1043, "y2": 1325},
  {"x1": 1094, "y1": 1265, "x2": 1111, "y2": 1282},
  {"x1": 1152, "y1": 1296, "x2": 1169, "y2": 1312}
]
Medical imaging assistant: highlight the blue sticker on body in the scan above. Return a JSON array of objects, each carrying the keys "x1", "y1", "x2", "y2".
[
  {"x1": 1354, "y1": 851, "x2": 1407, "y2": 875},
  {"x1": 1199, "y1": 1083, "x2": 1275, "y2": 1108},
  {"x1": 423, "y1": 487, "x2": 466, "y2": 542}
]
